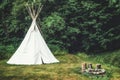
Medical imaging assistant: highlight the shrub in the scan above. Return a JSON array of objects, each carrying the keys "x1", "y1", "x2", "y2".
[{"x1": 0, "y1": 45, "x2": 15, "y2": 59}]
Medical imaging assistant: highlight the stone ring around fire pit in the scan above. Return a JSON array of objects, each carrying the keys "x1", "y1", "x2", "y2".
[{"x1": 85, "y1": 68, "x2": 106, "y2": 75}]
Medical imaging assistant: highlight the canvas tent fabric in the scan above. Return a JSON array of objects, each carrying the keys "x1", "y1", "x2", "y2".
[{"x1": 7, "y1": 3, "x2": 59, "y2": 65}]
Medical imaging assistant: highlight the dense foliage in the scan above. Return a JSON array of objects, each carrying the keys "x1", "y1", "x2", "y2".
[{"x1": 0, "y1": 0, "x2": 120, "y2": 57}]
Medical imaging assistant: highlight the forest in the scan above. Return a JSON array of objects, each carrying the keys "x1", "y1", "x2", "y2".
[
  {"x1": 0, "y1": 0, "x2": 120, "y2": 55},
  {"x1": 0, "y1": 0, "x2": 120, "y2": 58}
]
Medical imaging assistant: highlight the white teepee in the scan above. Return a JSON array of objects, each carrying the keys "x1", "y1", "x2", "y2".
[{"x1": 7, "y1": 3, "x2": 59, "y2": 65}]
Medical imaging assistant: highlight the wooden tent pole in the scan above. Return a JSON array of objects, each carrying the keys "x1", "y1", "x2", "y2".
[
  {"x1": 35, "y1": 5, "x2": 43, "y2": 19},
  {"x1": 26, "y1": 5, "x2": 34, "y2": 20}
]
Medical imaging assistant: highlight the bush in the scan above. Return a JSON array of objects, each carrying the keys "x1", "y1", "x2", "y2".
[
  {"x1": 42, "y1": 12, "x2": 66, "y2": 49},
  {"x1": 0, "y1": 45, "x2": 15, "y2": 59}
]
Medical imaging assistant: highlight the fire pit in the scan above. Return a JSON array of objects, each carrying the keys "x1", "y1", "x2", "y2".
[{"x1": 81, "y1": 63, "x2": 106, "y2": 75}]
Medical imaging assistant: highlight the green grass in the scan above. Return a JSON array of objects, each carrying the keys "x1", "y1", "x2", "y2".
[{"x1": 0, "y1": 51, "x2": 120, "y2": 80}]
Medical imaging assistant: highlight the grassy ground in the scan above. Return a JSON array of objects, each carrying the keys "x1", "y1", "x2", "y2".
[{"x1": 0, "y1": 52, "x2": 120, "y2": 80}]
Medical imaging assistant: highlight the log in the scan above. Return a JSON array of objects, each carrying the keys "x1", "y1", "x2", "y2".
[
  {"x1": 96, "y1": 64, "x2": 101, "y2": 69},
  {"x1": 88, "y1": 63, "x2": 93, "y2": 69},
  {"x1": 81, "y1": 62, "x2": 87, "y2": 72}
]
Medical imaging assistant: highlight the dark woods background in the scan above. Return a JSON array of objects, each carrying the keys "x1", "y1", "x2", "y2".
[{"x1": 0, "y1": 0, "x2": 120, "y2": 59}]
